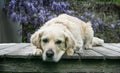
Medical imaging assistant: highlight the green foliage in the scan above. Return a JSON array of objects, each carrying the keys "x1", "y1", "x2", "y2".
[{"x1": 4, "y1": 0, "x2": 120, "y2": 43}]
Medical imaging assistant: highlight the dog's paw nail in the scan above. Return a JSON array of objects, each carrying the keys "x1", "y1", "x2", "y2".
[
  {"x1": 85, "y1": 48, "x2": 90, "y2": 50},
  {"x1": 85, "y1": 45, "x2": 92, "y2": 50},
  {"x1": 35, "y1": 51, "x2": 42, "y2": 55}
]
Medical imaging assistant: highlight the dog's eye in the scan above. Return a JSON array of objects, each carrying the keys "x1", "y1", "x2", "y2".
[
  {"x1": 56, "y1": 40, "x2": 62, "y2": 44},
  {"x1": 42, "y1": 38, "x2": 49, "y2": 43}
]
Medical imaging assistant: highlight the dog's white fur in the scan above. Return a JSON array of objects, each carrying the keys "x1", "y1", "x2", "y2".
[{"x1": 30, "y1": 14, "x2": 104, "y2": 62}]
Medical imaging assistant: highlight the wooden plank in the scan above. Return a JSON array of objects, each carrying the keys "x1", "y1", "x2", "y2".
[
  {"x1": 2, "y1": 45, "x2": 104, "y2": 59},
  {"x1": 0, "y1": 58, "x2": 120, "y2": 72},
  {"x1": 7, "y1": 45, "x2": 36, "y2": 55},
  {"x1": 62, "y1": 49, "x2": 104, "y2": 59},
  {"x1": 103, "y1": 44, "x2": 120, "y2": 53},
  {"x1": 0, "y1": 43, "x2": 30, "y2": 55},
  {"x1": 0, "y1": 43, "x2": 16, "y2": 50},
  {"x1": 111, "y1": 43, "x2": 120, "y2": 48},
  {"x1": 0, "y1": 43, "x2": 120, "y2": 60},
  {"x1": 69, "y1": 50, "x2": 104, "y2": 59},
  {"x1": 81, "y1": 50, "x2": 104, "y2": 59},
  {"x1": 92, "y1": 46, "x2": 120, "y2": 59}
]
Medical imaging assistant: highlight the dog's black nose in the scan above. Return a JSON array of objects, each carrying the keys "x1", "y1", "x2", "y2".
[{"x1": 46, "y1": 49, "x2": 54, "y2": 58}]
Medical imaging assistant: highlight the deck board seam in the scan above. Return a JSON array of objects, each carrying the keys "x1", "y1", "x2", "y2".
[
  {"x1": 111, "y1": 44, "x2": 120, "y2": 48},
  {"x1": 91, "y1": 49, "x2": 106, "y2": 60},
  {"x1": 91, "y1": 48, "x2": 120, "y2": 59},
  {"x1": 102, "y1": 45, "x2": 120, "y2": 54}
]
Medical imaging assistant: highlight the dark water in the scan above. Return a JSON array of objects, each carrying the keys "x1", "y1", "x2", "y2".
[{"x1": 0, "y1": 58, "x2": 120, "y2": 73}]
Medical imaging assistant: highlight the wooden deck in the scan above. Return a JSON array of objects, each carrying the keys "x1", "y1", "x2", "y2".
[
  {"x1": 0, "y1": 43, "x2": 120, "y2": 59},
  {"x1": 0, "y1": 43, "x2": 120, "y2": 72}
]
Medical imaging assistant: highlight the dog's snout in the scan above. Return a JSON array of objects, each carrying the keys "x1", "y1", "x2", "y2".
[{"x1": 46, "y1": 49, "x2": 54, "y2": 58}]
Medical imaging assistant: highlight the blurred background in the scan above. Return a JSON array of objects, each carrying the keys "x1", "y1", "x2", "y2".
[{"x1": 0, "y1": 0, "x2": 120, "y2": 43}]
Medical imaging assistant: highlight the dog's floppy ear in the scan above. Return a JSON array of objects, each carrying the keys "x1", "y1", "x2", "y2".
[
  {"x1": 30, "y1": 29, "x2": 43, "y2": 50},
  {"x1": 64, "y1": 29, "x2": 76, "y2": 56}
]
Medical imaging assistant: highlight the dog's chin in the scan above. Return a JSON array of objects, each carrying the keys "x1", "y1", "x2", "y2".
[
  {"x1": 42, "y1": 57, "x2": 59, "y2": 62},
  {"x1": 42, "y1": 51, "x2": 65, "y2": 62}
]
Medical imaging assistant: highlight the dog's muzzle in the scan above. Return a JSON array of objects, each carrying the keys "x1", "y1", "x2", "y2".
[{"x1": 46, "y1": 49, "x2": 54, "y2": 58}]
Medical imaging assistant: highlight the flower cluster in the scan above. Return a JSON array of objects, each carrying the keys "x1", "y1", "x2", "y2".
[
  {"x1": 73, "y1": 1, "x2": 120, "y2": 43},
  {"x1": 4, "y1": 0, "x2": 73, "y2": 42},
  {"x1": 4, "y1": 0, "x2": 72, "y2": 25},
  {"x1": 3, "y1": 0, "x2": 120, "y2": 43}
]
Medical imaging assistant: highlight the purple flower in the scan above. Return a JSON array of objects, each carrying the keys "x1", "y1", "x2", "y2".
[
  {"x1": 111, "y1": 24, "x2": 115, "y2": 30},
  {"x1": 91, "y1": 14, "x2": 95, "y2": 19},
  {"x1": 118, "y1": 23, "x2": 120, "y2": 26},
  {"x1": 51, "y1": 1, "x2": 59, "y2": 11},
  {"x1": 100, "y1": 25, "x2": 105, "y2": 32},
  {"x1": 117, "y1": 20, "x2": 120, "y2": 26},
  {"x1": 93, "y1": 22, "x2": 99, "y2": 32},
  {"x1": 84, "y1": 11, "x2": 91, "y2": 17},
  {"x1": 117, "y1": 20, "x2": 120, "y2": 23},
  {"x1": 94, "y1": 22, "x2": 99, "y2": 28},
  {"x1": 51, "y1": 1, "x2": 70, "y2": 13},
  {"x1": 32, "y1": 0, "x2": 39, "y2": 6},
  {"x1": 64, "y1": 10, "x2": 73, "y2": 15},
  {"x1": 8, "y1": 2, "x2": 15, "y2": 10},
  {"x1": 31, "y1": 5, "x2": 37, "y2": 13},
  {"x1": 31, "y1": 18, "x2": 38, "y2": 26},
  {"x1": 97, "y1": 18, "x2": 103, "y2": 24},
  {"x1": 27, "y1": 33, "x2": 31, "y2": 42},
  {"x1": 79, "y1": 16, "x2": 85, "y2": 20},
  {"x1": 38, "y1": 15, "x2": 45, "y2": 24},
  {"x1": 61, "y1": 2, "x2": 69, "y2": 9},
  {"x1": 24, "y1": 1, "x2": 31, "y2": 8},
  {"x1": 10, "y1": 12, "x2": 17, "y2": 21},
  {"x1": 19, "y1": 7, "x2": 26, "y2": 14},
  {"x1": 10, "y1": 12, "x2": 22, "y2": 22},
  {"x1": 10, "y1": 0, "x2": 16, "y2": 5},
  {"x1": 21, "y1": 16, "x2": 28, "y2": 24},
  {"x1": 47, "y1": 14, "x2": 57, "y2": 20}
]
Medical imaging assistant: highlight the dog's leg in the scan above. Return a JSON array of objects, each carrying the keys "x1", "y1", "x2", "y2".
[
  {"x1": 84, "y1": 39, "x2": 92, "y2": 49},
  {"x1": 92, "y1": 37, "x2": 104, "y2": 46},
  {"x1": 75, "y1": 38, "x2": 85, "y2": 55},
  {"x1": 84, "y1": 25, "x2": 94, "y2": 50}
]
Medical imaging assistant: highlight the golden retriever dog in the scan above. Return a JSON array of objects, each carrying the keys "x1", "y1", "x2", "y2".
[{"x1": 30, "y1": 14, "x2": 104, "y2": 62}]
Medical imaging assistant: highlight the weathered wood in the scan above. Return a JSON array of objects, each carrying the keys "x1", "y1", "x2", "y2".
[
  {"x1": 0, "y1": 43, "x2": 30, "y2": 55},
  {"x1": 92, "y1": 46, "x2": 120, "y2": 59},
  {"x1": 0, "y1": 43, "x2": 120, "y2": 60},
  {"x1": 0, "y1": 58, "x2": 120, "y2": 72},
  {"x1": 103, "y1": 44, "x2": 120, "y2": 53},
  {"x1": 81, "y1": 50, "x2": 104, "y2": 59},
  {"x1": 112, "y1": 43, "x2": 120, "y2": 48},
  {"x1": 0, "y1": 43, "x2": 120, "y2": 72},
  {"x1": 7, "y1": 45, "x2": 36, "y2": 55},
  {"x1": 0, "y1": 43, "x2": 16, "y2": 50}
]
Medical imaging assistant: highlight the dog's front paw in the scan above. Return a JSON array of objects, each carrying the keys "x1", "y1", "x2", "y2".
[
  {"x1": 84, "y1": 44, "x2": 92, "y2": 50},
  {"x1": 67, "y1": 48, "x2": 74, "y2": 56},
  {"x1": 32, "y1": 49, "x2": 42, "y2": 56}
]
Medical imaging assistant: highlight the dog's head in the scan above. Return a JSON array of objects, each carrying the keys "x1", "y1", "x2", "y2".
[{"x1": 30, "y1": 26, "x2": 76, "y2": 62}]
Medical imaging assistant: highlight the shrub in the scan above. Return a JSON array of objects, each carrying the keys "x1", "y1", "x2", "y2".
[{"x1": 3, "y1": 0, "x2": 120, "y2": 43}]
